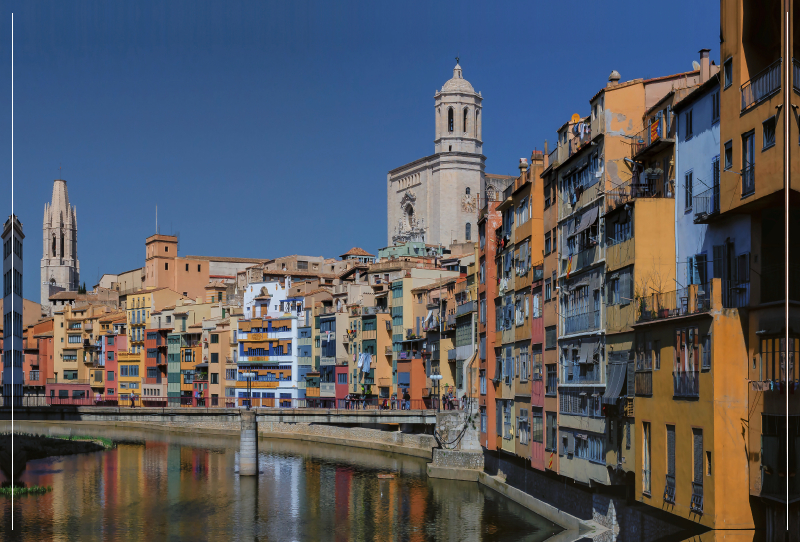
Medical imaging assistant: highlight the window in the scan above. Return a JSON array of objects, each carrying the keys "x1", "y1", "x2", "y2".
[
  {"x1": 665, "y1": 425, "x2": 676, "y2": 502},
  {"x1": 684, "y1": 171, "x2": 693, "y2": 210},
  {"x1": 544, "y1": 279, "x2": 551, "y2": 301},
  {"x1": 701, "y1": 335, "x2": 711, "y2": 370},
  {"x1": 185, "y1": 263, "x2": 189, "y2": 271},
  {"x1": 480, "y1": 370, "x2": 486, "y2": 394},
  {"x1": 723, "y1": 57, "x2": 732, "y2": 88},
  {"x1": 226, "y1": 369, "x2": 237, "y2": 380},
  {"x1": 706, "y1": 451, "x2": 712, "y2": 476},
  {"x1": 197, "y1": 265, "x2": 201, "y2": 272},
  {"x1": 463, "y1": 108, "x2": 469, "y2": 134},
  {"x1": 211, "y1": 334, "x2": 219, "y2": 344},
  {"x1": 724, "y1": 141, "x2": 733, "y2": 170},
  {"x1": 517, "y1": 409, "x2": 530, "y2": 445},
  {"x1": 742, "y1": 131, "x2": 755, "y2": 195},
  {"x1": 763, "y1": 117, "x2": 776, "y2": 150},
  {"x1": 684, "y1": 110, "x2": 693, "y2": 139},
  {"x1": 337, "y1": 373, "x2": 347, "y2": 384},
  {"x1": 211, "y1": 353, "x2": 219, "y2": 364},
  {"x1": 544, "y1": 232, "x2": 551, "y2": 255},
  {"x1": 108, "y1": 371, "x2": 114, "y2": 381},
  {"x1": 466, "y1": 187, "x2": 470, "y2": 195},
  {"x1": 147, "y1": 367, "x2": 158, "y2": 379},
  {"x1": 211, "y1": 373, "x2": 219, "y2": 384},
  {"x1": 448, "y1": 108, "x2": 454, "y2": 132},
  {"x1": 465, "y1": 223, "x2": 471, "y2": 241},
  {"x1": 642, "y1": 422, "x2": 651, "y2": 495},
  {"x1": 711, "y1": 91, "x2": 720, "y2": 124},
  {"x1": 480, "y1": 409, "x2": 487, "y2": 434},
  {"x1": 546, "y1": 412, "x2": 557, "y2": 451},
  {"x1": 531, "y1": 408, "x2": 543, "y2": 443},
  {"x1": 165, "y1": 262, "x2": 169, "y2": 271}
]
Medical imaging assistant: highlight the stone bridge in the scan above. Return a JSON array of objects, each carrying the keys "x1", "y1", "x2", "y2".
[{"x1": 0, "y1": 406, "x2": 440, "y2": 426}]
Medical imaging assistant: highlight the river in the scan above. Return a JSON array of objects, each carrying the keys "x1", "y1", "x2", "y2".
[{"x1": 0, "y1": 423, "x2": 562, "y2": 541}]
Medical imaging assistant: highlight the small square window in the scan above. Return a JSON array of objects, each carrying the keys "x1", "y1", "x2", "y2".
[
  {"x1": 723, "y1": 58, "x2": 732, "y2": 88},
  {"x1": 724, "y1": 141, "x2": 733, "y2": 170},
  {"x1": 185, "y1": 263, "x2": 189, "y2": 271},
  {"x1": 164, "y1": 262, "x2": 169, "y2": 271},
  {"x1": 763, "y1": 117, "x2": 776, "y2": 150},
  {"x1": 197, "y1": 264, "x2": 201, "y2": 272}
]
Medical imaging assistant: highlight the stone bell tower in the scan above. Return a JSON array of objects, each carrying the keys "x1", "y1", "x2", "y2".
[{"x1": 41, "y1": 179, "x2": 80, "y2": 307}]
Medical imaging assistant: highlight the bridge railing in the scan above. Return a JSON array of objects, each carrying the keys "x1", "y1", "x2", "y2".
[{"x1": 2, "y1": 394, "x2": 460, "y2": 412}]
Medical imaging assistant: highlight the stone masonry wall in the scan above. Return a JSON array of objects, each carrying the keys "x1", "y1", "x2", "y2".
[{"x1": 432, "y1": 449, "x2": 484, "y2": 470}]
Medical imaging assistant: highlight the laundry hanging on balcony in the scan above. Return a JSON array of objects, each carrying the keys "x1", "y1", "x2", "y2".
[{"x1": 361, "y1": 353, "x2": 372, "y2": 373}]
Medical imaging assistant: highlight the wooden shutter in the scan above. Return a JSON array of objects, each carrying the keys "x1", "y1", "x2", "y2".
[
  {"x1": 693, "y1": 429, "x2": 703, "y2": 484},
  {"x1": 667, "y1": 425, "x2": 676, "y2": 477}
]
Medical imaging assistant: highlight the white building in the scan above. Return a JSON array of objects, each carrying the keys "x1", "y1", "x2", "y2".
[
  {"x1": 235, "y1": 279, "x2": 310, "y2": 406},
  {"x1": 387, "y1": 62, "x2": 493, "y2": 248},
  {"x1": 3, "y1": 215, "x2": 24, "y2": 406}
]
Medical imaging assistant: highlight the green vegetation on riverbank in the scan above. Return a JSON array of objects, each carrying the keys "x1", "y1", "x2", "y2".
[
  {"x1": 51, "y1": 434, "x2": 114, "y2": 449},
  {"x1": 0, "y1": 485, "x2": 53, "y2": 496}
]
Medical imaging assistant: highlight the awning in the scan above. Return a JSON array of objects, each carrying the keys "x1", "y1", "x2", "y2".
[
  {"x1": 609, "y1": 349, "x2": 631, "y2": 363},
  {"x1": 603, "y1": 362, "x2": 627, "y2": 404},
  {"x1": 568, "y1": 206, "x2": 599, "y2": 238},
  {"x1": 194, "y1": 363, "x2": 209, "y2": 369}
]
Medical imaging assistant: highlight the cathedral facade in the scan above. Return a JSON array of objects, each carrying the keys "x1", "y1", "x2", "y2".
[
  {"x1": 387, "y1": 63, "x2": 485, "y2": 248},
  {"x1": 41, "y1": 179, "x2": 80, "y2": 306}
]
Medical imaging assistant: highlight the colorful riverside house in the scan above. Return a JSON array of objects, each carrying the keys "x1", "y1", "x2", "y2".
[
  {"x1": 632, "y1": 279, "x2": 751, "y2": 530},
  {"x1": 362, "y1": 304, "x2": 392, "y2": 403},
  {"x1": 236, "y1": 280, "x2": 306, "y2": 407},
  {"x1": 202, "y1": 317, "x2": 233, "y2": 406},
  {"x1": 98, "y1": 312, "x2": 127, "y2": 402},
  {"x1": 143, "y1": 322, "x2": 169, "y2": 399},
  {"x1": 451, "y1": 251, "x2": 479, "y2": 402},
  {"x1": 478, "y1": 174, "x2": 513, "y2": 449},
  {"x1": 718, "y1": 1, "x2": 799, "y2": 533},
  {"x1": 319, "y1": 303, "x2": 348, "y2": 406},
  {"x1": 24, "y1": 318, "x2": 54, "y2": 401},
  {"x1": 125, "y1": 287, "x2": 188, "y2": 355},
  {"x1": 117, "y1": 350, "x2": 142, "y2": 404},
  {"x1": 540, "y1": 142, "x2": 560, "y2": 474}
]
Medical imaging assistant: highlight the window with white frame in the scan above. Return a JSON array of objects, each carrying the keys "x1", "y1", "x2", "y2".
[{"x1": 517, "y1": 409, "x2": 530, "y2": 444}]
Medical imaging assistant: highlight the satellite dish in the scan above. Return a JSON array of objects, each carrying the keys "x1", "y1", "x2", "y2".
[
  {"x1": 571, "y1": 113, "x2": 581, "y2": 124},
  {"x1": 692, "y1": 60, "x2": 700, "y2": 71}
]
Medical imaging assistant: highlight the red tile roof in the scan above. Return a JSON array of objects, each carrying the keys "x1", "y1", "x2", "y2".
[{"x1": 340, "y1": 247, "x2": 375, "y2": 258}]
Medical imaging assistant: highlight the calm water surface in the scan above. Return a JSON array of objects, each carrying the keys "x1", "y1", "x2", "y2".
[{"x1": 0, "y1": 423, "x2": 561, "y2": 541}]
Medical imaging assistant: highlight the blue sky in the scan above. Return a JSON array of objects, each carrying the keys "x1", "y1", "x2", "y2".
[{"x1": 0, "y1": 1, "x2": 719, "y2": 301}]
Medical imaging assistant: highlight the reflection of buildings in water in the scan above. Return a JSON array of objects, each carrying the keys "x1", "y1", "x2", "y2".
[
  {"x1": 334, "y1": 466, "x2": 352, "y2": 542},
  {"x1": 429, "y1": 479, "x2": 484, "y2": 542},
  {"x1": 236, "y1": 474, "x2": 258, "y2": 541}
]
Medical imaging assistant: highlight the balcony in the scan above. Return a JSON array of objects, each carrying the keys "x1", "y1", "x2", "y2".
[
  {"x1": 561, "y1": 244, "x2": 598, "y2": 276},
  {"x1": 320, "y1": 356, "x2": 336, "y2": 366},
  {"x1": 673, "y1": 370, "x2": 699, "y2": 398},
  {"x1": 564, "y1": 363, "x2": 600, "y2": 384},
  {"x1": 547, "y1": 145, "x2": 559, "y2": 169},
  {"x1": 362, "y1": 306, "x2": 389, "y2": 315},
  {"x1": 608, "y1": 176, "x2": 673, "y2": 213},
  {"x1": 320, "y1": 382, "x2": 335, "y2": 397},
  {"x1": 46, "y1": 378, "x2": 90, "y2": 385},
  {"x1": 563, "y1": 310, "x2": 600, "y2": 335},
  {"x1": 456, "y1": 300, "x2": 477, "y2": 317},
  {"x1": 636, "y1": 283, "x2": 710, "y2": 323},
  {"x1": 631, "y1": 117, "x2": 672, "y2": 160},
  {"x1": 378, "y1": 377, "x2": 392, "y2": 387},
  {"x1": 447, "y1": 349, "x2": 457, "y2": 361},
  {"x1": 693, "y1": 186, "x2": 720, "y2": 224},
  {"x1": 635, "y1": 370, "x2": 652, "y2": 396},
  {"x1": 741, "y1": 59, "x2": 781, "y2": 112},
  {"x1": 385, "y1": 345, "x2": 392, "y2": 356},
  {"x1": 362, "y1": 329, "x2": 377, "y2": 340}
]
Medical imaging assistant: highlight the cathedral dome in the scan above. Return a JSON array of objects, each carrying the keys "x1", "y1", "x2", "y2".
[{"x1": 441, "y1": 63, "x2": 475, "y2": 93}]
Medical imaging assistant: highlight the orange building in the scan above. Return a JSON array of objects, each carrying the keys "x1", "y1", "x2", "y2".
[{"x1": 143, "y1": 235, "x2": 210, "y2": 300}]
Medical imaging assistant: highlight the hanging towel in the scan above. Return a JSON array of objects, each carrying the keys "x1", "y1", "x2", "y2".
[{"x1": 357, "y1": 353, "x2": 364, "y2": 370}]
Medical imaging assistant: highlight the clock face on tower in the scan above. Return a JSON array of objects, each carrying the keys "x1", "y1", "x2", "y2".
[{"x1": 461, "y1": 193, "x2": 477, "y2": 213}]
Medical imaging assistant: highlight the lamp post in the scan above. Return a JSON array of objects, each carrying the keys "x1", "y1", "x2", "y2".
[
  {"x1": 430, "y1": 371, "x2": 443, "y2": 413},
  {"x1": 241, "y1": 372, "x2": 255, "y2": 410}
]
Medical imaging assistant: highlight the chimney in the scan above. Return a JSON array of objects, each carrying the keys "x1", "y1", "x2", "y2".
[
  {"x1": 699, "y1": 49, "x2": 711, "y2": 84},
  {"x1": 607, "y1": 70, "x2": 621, "y2": 87}
]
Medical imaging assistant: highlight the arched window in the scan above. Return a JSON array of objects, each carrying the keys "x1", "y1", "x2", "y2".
[
  {"x1": 466, "y1": 187, "x2": 471, "y2": 195},
  {"x1": 465, "y1": 223, "x2": 472, "y2": 241},
  {"x1": 52, "y1": 235, "x2": 56, "y2": 257},
  {"x1": 60, "y1": 232, "x2": 64, "y2": 257},
  {"x1": 463, "y1": 108, "x2": 469, "y2": 134},
  {"x1": 448, "y1": 108, "x2": 454, "y2": 132}
]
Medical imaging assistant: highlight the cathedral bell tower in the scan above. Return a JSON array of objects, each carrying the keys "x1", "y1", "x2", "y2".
[
  {"x1": 41, "y1": 179, "x2": 80, "y2": 308},
  {"x1": 434, "y1": 61, "x2": 483, "y2": 155}
]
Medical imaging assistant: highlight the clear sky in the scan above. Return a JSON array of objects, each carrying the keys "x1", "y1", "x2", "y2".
[{"x1": 0, "y1": 1, "x2": 719, "y2": 301}]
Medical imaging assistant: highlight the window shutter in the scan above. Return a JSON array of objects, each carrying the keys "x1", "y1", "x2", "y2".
[{"x1": 693, "y1": 429, "x2": 703, "y2": 483}]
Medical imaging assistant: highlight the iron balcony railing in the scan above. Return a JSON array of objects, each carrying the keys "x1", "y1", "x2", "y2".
[
  {"x1": 673, "y1": 370, "x2": 699, "y2": 398},
  {"x1": 741, "y1": 59, "x2": 781, "y2": 112},
  {"x1": 631, "y1": 116, "x2": 670, "y2": 158},
  {"x1": 690, "y1": 482, "x2": 704, "y2": 514},
  {"x1": 547, "y1": 145, "x2": 558, "y2": 168},
  {"x1": 636, "y1": 283, "x2": 711, "y2": 323},
  {"x1": 664, "y1": 474, "x2": 676, "y2": 503},
  {"x1": 564, "y1": 310, "x2": 600, "y2": 335},
  {"x1": 721, "y1": 279, "x2": 750, "y2": 309},
  {"x1": 742, "y1": 164, "x2": 755, "y2": 196},
  {"x1": 362, "y1": 306, "x2": 390, "y2": 315},
  {"x1": 561, "y1": 244, "x2": 598, "y2": 276},
  {"x1": 564, "y1": 364, "x2": 600, "y2": 384},
  {"x1": 642, "y1": 469, "x2": 651, "y2": 495},
  {"x1": 693, "y1": 186, "x2": 720, "y2": 223}
]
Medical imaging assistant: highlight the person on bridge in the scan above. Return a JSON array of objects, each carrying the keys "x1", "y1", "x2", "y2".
[
  {"x1": 130, "y1": 394, "x2": 135, "y2": 408},
  {"x1": 402, "y1": 389, "x2": 410, "y2": 410}
]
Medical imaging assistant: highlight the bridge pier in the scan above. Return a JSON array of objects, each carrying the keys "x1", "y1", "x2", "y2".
[{"x1": 239, "y1": 410, "x2": 258, "y2": 476}]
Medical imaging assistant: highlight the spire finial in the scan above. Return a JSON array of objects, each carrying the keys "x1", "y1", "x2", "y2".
[{"x1": 455, "y1": 55, "x2": 459, "y2": 65}]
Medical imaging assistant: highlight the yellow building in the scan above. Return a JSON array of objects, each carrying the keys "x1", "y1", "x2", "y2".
[
  {"x1": 117, "y1": 350, "x2": 143, "y2": 404},
  {"x1": 633, "y1": 278, "x2": 753, "y2": 529},
  {"x1": 126, "y1": 287, "x2": 188, "y2": 354}
]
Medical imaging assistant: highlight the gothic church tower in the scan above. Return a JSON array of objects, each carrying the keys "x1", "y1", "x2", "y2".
[{"x1": 41, "y1": 179, "x2": 79, "y2": 306}]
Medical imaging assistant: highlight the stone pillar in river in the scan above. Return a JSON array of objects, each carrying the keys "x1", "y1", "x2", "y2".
[{"x1": 240, "y1": 410, "x2": 258, "y2": 476}]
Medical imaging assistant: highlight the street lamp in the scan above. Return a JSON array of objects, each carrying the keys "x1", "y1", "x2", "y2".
[
  {"x1": 430, "y1": 371, "x2": 443, "y2": 413},
  {"x1": 241, "y1": 372, "x2": 256, "y2": 410}
]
